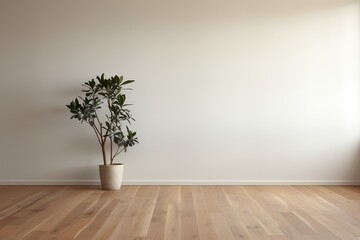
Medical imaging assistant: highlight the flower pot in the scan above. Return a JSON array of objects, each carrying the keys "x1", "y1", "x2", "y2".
[{"x1": 99, "y1": 164, "x2": 123, "y2": 190}]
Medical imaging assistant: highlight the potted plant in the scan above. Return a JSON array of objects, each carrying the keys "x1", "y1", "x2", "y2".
[{"x1": 66, "y1": 74, "x2": 138, "y2": 190}]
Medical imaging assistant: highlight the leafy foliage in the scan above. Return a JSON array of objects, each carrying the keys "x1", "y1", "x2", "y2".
[{"x1": 66, "y1": 74, "x2": 138, "y2": 165}]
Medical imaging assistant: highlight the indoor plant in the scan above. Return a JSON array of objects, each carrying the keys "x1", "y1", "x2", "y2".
[{"x1": 66, "y1": 74, "x2": 138, "y2": 190}]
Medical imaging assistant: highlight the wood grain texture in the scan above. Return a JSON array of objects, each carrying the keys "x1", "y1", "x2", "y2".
[{"x1": 0, "y1": 185, "x2": 359, "y2": 239}]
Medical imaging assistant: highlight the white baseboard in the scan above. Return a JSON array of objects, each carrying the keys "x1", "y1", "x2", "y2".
[
  {"x1": 123, "y1": 180, "x2": 360, "y2": 185},
  {"x1": 0, "y1": 180, "x2": 360, "y2": 185},
  {"x1": 0, "y1": 180, "x2": 100, "y2": 185}
]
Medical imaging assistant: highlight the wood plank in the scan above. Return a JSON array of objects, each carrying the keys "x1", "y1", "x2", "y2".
[
  {"x1": 147, "y1": 186, "x2": 180, "y2": 240},
  {"x1": 181, "y1": 186, "x2": 200, "y2": 240},
  {"x1": 192, "y1": 186, "x2": 217, "y2": 240},
  {"x1": 211, "y1": 213, "x2": 236, "y2": 240},
  {"x1": 164, "y1": 203, "x2": 181, "y2": 240},
  {"x1": 108, "y1": 186, "x2": 160, "y2": 239},
  {"x1": 0, "y1": 185, "x2": 358, "y2": 239}
]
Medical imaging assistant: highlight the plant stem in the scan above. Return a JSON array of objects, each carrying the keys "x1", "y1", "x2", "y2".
[
  {"x1": 113, "y1": 146, "x2": 125, "y2": 160},
  {"x1": 101, "y1": 143, "x2": 107, "y2": 165},
  {"x1": 108, "y1": 99, "x2": 114, "y2": 165},
  {"x1": 96, "y1": 120, "x2": 108, "y2": 165},
  {"x1": 93, "y1": 123, "x2": 102, "y2": 137},
  {"x1": 91, "y1": 125, "x2": 102, "y2": 145},
  {"x1": 88, "y1": 120, "x2": 106, "y2": 165},
  {"x1": 110, "y1": 137, "x2": 113, "y2": 164}
]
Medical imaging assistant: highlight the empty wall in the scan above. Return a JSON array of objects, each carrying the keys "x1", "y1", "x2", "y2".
[{"x1": 0, "y1": 0, "x2": 359, "y2": 184}]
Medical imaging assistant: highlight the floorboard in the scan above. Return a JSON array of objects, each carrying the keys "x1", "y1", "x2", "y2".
[{"x1": 0, "y1": 185, "x2": 359, "y2": 239}]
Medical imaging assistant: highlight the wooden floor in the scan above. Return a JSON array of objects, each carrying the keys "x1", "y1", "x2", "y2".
[{"x1": 0, "y1": 186, "x2": 360, "y2": 240}]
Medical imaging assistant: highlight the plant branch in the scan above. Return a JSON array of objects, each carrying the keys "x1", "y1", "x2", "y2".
[
  {"x1": 92, "y1": 121, "x2": 102, "y2": 141},
  {"x1": 91, "y1": 124, "x2": 102, "y2": 146},
  {"x1": 108, "y1": 99, "x2": 114, "y2": 164},
  {"x1": 112, "y1": 146, "x2": 125, "y2": 160},
  {"x1": 98, "y1": 121, "x2": 104, "y2": 141},
  {"x1": 110, "y1": 137, "x2": 113, "y2": 164}
]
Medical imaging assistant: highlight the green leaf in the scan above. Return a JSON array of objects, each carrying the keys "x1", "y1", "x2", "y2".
[
  {"x1": 121, "y1": 80, "x2": 135, "y2": 85},
  {"x1": 118, "y1": 94, "x2": 126, "y2": 107},
  {"x1": 90, "y1": 79, "x2": 95, "y2": 88}
]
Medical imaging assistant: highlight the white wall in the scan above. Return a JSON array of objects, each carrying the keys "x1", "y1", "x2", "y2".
[{"x1": 0, "y1": 0, "x2": 359, "y2": 184}]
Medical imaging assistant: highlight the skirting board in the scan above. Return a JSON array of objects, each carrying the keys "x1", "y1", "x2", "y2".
[{"x1": 1, "y1": 180, "x2": 360, "y2": 185}]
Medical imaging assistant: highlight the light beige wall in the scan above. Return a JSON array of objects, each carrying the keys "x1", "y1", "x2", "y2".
[{"x1": 0, "y1": 0, "x2": 359, "y2": 184}]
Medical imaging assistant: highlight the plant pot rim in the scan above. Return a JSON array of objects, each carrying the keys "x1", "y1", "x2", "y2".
[{"x1": 99, "y1": 163, "x2": 123, "y2": 167}]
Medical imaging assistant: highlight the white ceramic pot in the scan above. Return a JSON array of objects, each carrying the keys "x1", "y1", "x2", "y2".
[{"x1": 99, "y1": 164, "x2": 123, "y2": 190}]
